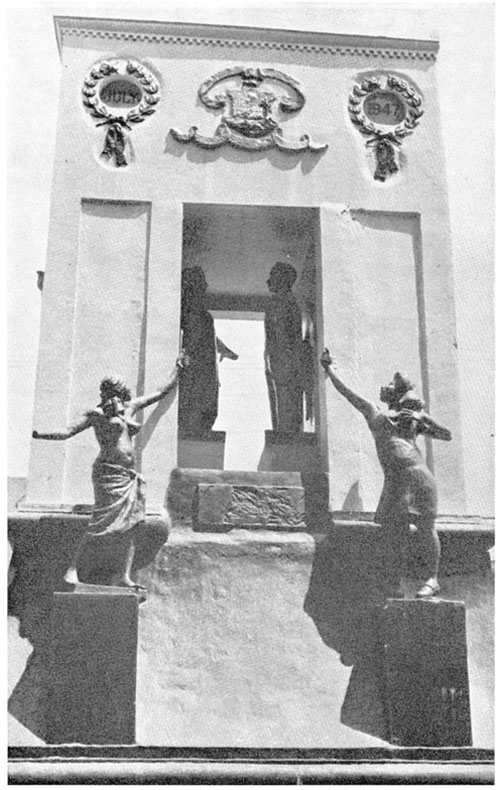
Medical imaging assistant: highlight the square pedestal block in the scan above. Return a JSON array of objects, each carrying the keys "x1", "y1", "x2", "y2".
[
  {"x1": 383, "y1": 599, "x2": 472, "y2": 747},
  {"x1": 258, "y1": 431, "x2": 321, "y2": 475},
  {"x1": 177, "y1": 431, "x2": 226, "y2": 469},
  {"x1": 48, "y1": 591, "x2": 139, "y2": 745}
]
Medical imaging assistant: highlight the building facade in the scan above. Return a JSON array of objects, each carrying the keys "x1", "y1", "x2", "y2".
[{"x1": 26, "y1": 16, "x2": 464, "y2": 515}]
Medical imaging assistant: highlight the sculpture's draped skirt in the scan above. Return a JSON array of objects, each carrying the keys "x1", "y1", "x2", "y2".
[
  {"x1": 370, "y1": 415, "x2": 438, "y2": 526},
  {"x1": 375, "y1": 463, "x2": 438, "y2": 525},
  {"x1": 89, "y1": 462, "x2": 146, "y2": 536}
]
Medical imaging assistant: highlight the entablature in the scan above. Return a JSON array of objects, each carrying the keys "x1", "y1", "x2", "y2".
[{"x1": 54, "y1": 16, "x2": 439, "y2": 62}]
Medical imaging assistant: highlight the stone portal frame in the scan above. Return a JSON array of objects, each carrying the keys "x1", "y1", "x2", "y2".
[
  {"x1": 179, "y1": 202, "x2": 322, "y2": 474},
  {"x1": 26, "y1": 199, "x2": 465, "y2": 514}
]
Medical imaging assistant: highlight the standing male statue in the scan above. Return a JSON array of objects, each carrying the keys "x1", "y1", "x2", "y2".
[
  {"x1": 264, "y1": 261, "x2": 305, "y2": 433},
  {"x1": 179, "y1": 266, "x2": 237, "y2": 435}
]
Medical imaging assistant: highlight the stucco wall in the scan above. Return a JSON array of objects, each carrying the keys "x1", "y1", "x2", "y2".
[
  {"x1": 25, "y1": 18, "x2": 465, "y2": 514},
  {"x1": 8, "y1": 5, "x2": 494, "y2": 516},
  {"x1": 8, "y1": 518, "x2": 494, "y2": 748}
]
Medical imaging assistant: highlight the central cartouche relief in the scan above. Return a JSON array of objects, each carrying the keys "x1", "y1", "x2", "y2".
[{"x1": 170, "y1": 67, "x2": 327, "y2": 153}]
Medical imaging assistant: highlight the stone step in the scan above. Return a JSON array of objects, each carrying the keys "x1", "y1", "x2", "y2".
[{"x1": 170, "y1": 468, "x2": 304, "y2": 487}]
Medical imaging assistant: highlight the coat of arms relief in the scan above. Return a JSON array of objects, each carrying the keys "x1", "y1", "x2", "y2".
[{"x1": 170, "y1": 67, "x2": 328, "y2": 153}]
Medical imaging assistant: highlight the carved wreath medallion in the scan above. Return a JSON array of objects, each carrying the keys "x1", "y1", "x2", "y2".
[
  {"x1": 82, "y1": 60, "x2": 160, "y2": 167},
  {"x1": 348, "y1": 74, "x2": 424, "y2": 181},
  {"x1": 170, "y1": 67, "x2": 327, "y2": 153}
]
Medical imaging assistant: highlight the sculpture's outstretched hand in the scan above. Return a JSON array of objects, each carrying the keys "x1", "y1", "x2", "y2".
[
  {"x1": 320, "y1": 348, "x2": 334, "y2": 371},
  {"x1": 176, "y1": 353, "x2": 190, "y2": 371},
  {"x1": 219, "y1": 348, "x2": 239, "y2": 363},
  {"x1": 216, "y1": 337, "x2": 239, "y2": 363},
  {"x1": 396, "y1": 407, "x2": 421, "y2": 431}
]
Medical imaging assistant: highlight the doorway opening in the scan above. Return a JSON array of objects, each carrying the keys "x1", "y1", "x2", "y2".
[
  {"x1": 178, "y1": 203, "x2": 320, "y2": 471},
  {"x1": 212, "y1": 315, "x2": 267, "y2": 470}
]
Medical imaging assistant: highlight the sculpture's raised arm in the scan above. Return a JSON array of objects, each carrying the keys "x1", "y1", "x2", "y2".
[
  {"x1": 129, "y1": 354, "x2": 188, "y2": 413},
  {"x1": 416, "y1": 411, "x2": 452, "y2": 441},
  {"x1": 320, "y1": 348, "x2": 377, "y2": 421}
]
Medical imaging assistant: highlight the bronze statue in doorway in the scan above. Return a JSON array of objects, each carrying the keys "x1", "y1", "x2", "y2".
[
  {"x1": 264, "y1": 261, "x2": 306, "y2": 433},
  {"x1": 179, "y1": 266, "x2": 238, "y2": 435}
]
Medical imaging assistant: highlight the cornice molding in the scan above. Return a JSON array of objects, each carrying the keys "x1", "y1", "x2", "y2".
[{"x1": 54, "y1": 16, "x2": 438, "y2": 62}]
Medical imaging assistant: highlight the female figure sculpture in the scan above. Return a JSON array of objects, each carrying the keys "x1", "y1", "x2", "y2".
[
  {"x1": 320, "y1": 349, "x2": 452, "y2": 598},
  {"x1": 32, "y1": 356, "x2": 187, "y2": 590}
]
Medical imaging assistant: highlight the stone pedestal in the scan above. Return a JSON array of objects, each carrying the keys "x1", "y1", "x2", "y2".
[
  {"x1": 8, "y1": 514, "x2": 494, "y2": 749},
  {"x1": 177, "y1": 431, "x2": 226, "y2": 470},
  {"x1": 259, "y1": 431, "x2": 320, "y2": 476},
  {"x1": 383, "y1": 599, "x2": 472, "y2": 747},
  {"x1": 48, "y1": 590, "x2": 140, "y2": 745}
]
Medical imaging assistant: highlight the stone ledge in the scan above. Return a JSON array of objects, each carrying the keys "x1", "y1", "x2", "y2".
[
  {"x1": 331, "y1": 512, "x2": 495, "y2": 536},
  {"x1": 9, "y1": 744, "x2": 494, "y2": 759},
  {"x1": 8, "y1": 747, "x2": 494, "y2": 785},
  {"x1": 8, "y1": 511, "x2": 494, "y2": 538},
  {"x1": 8, "y1": 514, "x2": 494, "y2": 575},
  {"x1": 8, "y1": 761, "x2": 494, "y2": 785}
]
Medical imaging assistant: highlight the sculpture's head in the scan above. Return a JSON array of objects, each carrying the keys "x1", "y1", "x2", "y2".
[
  {"x1": 379, "y1": 372, "x2": 417, "y2": 409},
  {"x1": 99, "y1": 377, "x2": 132, "y2": 414},
  {"x1": 267, "y1": 261, "x2": 297, "y2": 294}
]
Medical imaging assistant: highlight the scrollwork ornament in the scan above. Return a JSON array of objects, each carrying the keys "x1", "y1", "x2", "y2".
[
  {"x1": 170, "y1": 67, "x2": 327, "y2": 154},
  {"x1": 348, "y1": 74, "x2": 424, "y2": 181},
  {"x1": 82, "y1": 59, "x2": 160, "y2": 167}
]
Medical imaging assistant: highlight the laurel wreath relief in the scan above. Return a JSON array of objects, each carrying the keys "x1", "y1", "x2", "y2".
[
  {"x1": 348, "y1": 75, "x2": 424, "y2": 181},
  {"x1": 82, "y1": 60, "x2": 160, "y2": 167}
]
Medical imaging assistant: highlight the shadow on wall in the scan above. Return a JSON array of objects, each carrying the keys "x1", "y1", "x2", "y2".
[
  {"x1": 304, "y1": 522, "x2": 394, "y2": 743},
  {"x1": 165, "y1": 133, "x2": 326, "y2": 175},
  {"x1": 303, "y1": 520, "x2": 494, "y2": 745},
  {"x1": 8, "y1": 516, "x2": 168, "y2": 742},
  {"x1": 8, "y1": 518, "x2": 85, "y2": 742}
]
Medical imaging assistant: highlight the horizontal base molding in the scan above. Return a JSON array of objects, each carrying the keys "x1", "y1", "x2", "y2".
[{"x1": 9, "y1": 746, "x2": 494, "y2": 785}]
